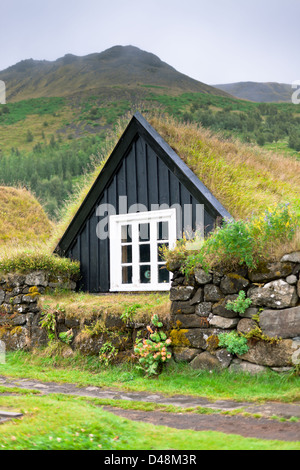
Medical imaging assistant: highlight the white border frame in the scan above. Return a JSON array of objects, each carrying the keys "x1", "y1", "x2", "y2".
[{"x1": 109, "y1": 209, "x2": 176, "y2": 291}]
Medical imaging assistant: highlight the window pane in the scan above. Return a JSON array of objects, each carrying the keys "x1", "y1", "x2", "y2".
[
  {"x1": 158, "y1": 265, "x2": 169, "y2": 284},
  {"x1": 139, "y1": 244, "x2": 150, "y2": 263},
  {"x1": 139, "y1": 223, "x2": 150, "y2": 242},
  {"x1": 122, "y1": 245, "x2": 132, "y2": 263},
  {"x1": 122, "y1": 266, "x2": 132, "y2": 284},
  {"x1": 157, "y1": 242, "x2": 168, "y2": 262},
  {"x1": 140, "y1": 265, "x2": 151, "y2": 283},
  {"x1": 157, "y1": 221, "x2": 169, "y2": 240},
  {"x1": 121, "y1": 225, "x2": 132, "y2": 243}
]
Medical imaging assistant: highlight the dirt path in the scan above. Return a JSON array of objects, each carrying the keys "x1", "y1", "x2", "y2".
[
  {"x1": 1, "y1": 375, "x2": 299, "y2": 442},
  {"x1": 104, "y1": 407, "x2": 300, "y2": 442}
]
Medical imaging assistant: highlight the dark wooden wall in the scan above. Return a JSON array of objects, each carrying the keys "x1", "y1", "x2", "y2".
[{"x1": 67, "y1": 135, "x2": 216, "y2": 292}]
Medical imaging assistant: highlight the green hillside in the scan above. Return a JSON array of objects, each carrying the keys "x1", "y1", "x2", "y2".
[
  {"x1": 0, "y1": 46, "x2": 299, "y2": 222},
  {"x1": 0, "y1": 45, "x2": 230, "y2": 102}
]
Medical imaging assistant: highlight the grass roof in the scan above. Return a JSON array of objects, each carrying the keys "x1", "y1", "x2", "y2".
[{"x1": 147, "y1": 114, "x2": 300, "y2": 220}]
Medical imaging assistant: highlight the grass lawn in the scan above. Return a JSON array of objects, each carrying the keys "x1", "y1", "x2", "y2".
[
  {"x1": 0, "y1": 391, "x2": 298, "y2": 451},
  {"x1": 1, "y1": 351, "x2": 300, "y2": 403},
  {"x1": 0, "y1": 352, "x2": 299, "y2": 450}
]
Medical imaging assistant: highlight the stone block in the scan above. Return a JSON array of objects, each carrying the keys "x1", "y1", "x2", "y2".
[
  {"x1": 190, "y1": 288, "x2": 203, "y2": 305},
  {"x1": 204, "y1": 284, "x2": 223, "y2": 302},
  {"x1": 25, "y1": 271, "x2": 48, "y2": 287},
  {"x1": 248, "y1": 279, "x2": 298, "y2": 309},
  {"x1": 174, "y1": 314, "x2": 209, "y2": 329},
  {"x1": 248, "y1": 262, "x2": 293, "y2": 283},
  {"x1": 286, "y1": 274, "x2": 297, "y2": 285},
  {"x1": 7, "y1": 274, "x2": 26, "y2": 287},
  {"x1": 170, "y1": 286, "x2": 194, "y2": 301},
  {"x1": 208, "y1": 315, "x2": 239, "y2": 329},
  {"x1": 229, "y1": 358, "x2": 269, "y2": 374},
  {"x1": 171, "y1": 301, "x2": 195, "y2": 315},
  {"x1": 281, "y1": 251, "x2": 300, "y2": 263},
  {"x1": 190, "y1": 351, "x2": 222, "y2": 370},
  {"x1": 195, "y1": 302, "x2": 212, "y2": 317},
  {"x1": 194, "y1": 268, "x2": 212, "y2": 285},
  {"x1": 259, "y1": 306, "x2": 300, "y2": 339},
  {"x1": 215, "y1": 348, "x2": 233, "y2": 368},
  {"x1": 171, "y1": 328, "x2": 217, "y2": 349},
  {"x1": 220, "y1": 273, "x2": 249, "y2": 295},
  {"x1": 238, "y1": 339, "x2": 295, "y2": 367},
  {"x1": 237, "y1": 318, "x2": 257, "y2": 335},
  {"x1": 212, "y1": 295, "x2": 239, "y2": 318},
  {"x1": 172, "y1": 347, "x2": 202, "y2": 363},
  {"x1": 239, "y1": 307, "x2": 259, "y2": 319}
]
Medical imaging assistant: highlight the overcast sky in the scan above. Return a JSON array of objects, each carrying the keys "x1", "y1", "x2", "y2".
[{"x1": 1, "y1": 0, "x2": 299, "y2": 85}]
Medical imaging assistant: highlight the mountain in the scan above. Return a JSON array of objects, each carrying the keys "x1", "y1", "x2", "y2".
[
  {"x1": 214, "y1": 81, "x2": 293, "y2": 103},
  {"x1": 0, "y1": 45, "x2": 230, "y2": 102}
]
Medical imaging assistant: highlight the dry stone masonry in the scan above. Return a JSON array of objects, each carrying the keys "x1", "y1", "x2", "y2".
[
  {"x1": 169, "y1": 251, "x2": 300, "y2": 373},
  {"x1": 0, "y1": 270, "x2": 155, "y2": 360},
  {"x1": 1, "y1": 252, "x2": 300, "y2": 375},
  {"x1": 0, "y1": 271, "x2": 77, "y2": 350}
]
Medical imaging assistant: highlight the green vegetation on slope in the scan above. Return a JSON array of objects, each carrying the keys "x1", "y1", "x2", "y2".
[
  {"x1": 0, "y1": 186, "x2": 53, "y2": 244},
  {"x1": 148, "y1": 92, "x2": 300, "y2": 154},
  {"x1": 149, "y1": 114, "x2": 300, "y2": 219},
  {"x1": 1, "y1": 392, "x2": 296, "y2": 450},
  {"x1": 0, "y1": 87, "x2": 299, "y2": 222}
]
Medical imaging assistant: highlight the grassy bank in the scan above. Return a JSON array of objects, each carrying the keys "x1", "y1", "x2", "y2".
[
  {"x1": 1, "y1": 392, "x2": 297, "y2": 450},
  {"x1": 0, "y1": 351, "x2": 299, "y2": 450},
  {"x1": 1, "y1": 351, "x2": 299, "y2": 403}
]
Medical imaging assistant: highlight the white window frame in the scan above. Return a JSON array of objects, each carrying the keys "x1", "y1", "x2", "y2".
[{"x1": 109, "y1": 208, "x2": 177, "y2": 291}]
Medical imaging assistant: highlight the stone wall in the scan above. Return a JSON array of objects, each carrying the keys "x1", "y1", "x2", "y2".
[
  {"x1": 169, "y1": 252, "x2": 300, "y2": 373},
  {"x1": 0, "y1": 271, "x2": 155, "y2": 360},
  {"x1": 0, "y1": 271, "x2": 77, "y2": 350},
  {"x1": 2, "y1": 253, "x2": 300, "y2": 374}
]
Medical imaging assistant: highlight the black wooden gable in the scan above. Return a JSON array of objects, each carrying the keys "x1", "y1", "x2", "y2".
[{"x1": 55, "y1": 112, "x2": 232, "y2": 292}]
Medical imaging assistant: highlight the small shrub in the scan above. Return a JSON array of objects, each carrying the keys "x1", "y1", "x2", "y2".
[
  {"x1": 99, "y1": 341, "x2": 118, "y2": 366},
  {"x1": 164, "y1": 203, "x2": 300, "y2": 276},
  {"x1": 226, "y1": 290, "x2": 252, "y2": 314},
  {"x1": 59, "y1": 330, "x2": 73, "y2": 345},
  {"x1": 218, "y1": 331, "x2": 249, "y2": 356},
  {"x1": 39, "y1": 308, "x2": 58, "y2": 342},
  {"x1": 120, "y1": 303, "x2": 142, "y2": 323},
  {"x1": 134, "y1": 314, "x2": 172, "y2": 376}
]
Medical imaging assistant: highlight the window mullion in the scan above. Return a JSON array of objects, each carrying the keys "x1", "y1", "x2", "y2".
[
  {"x1": 132, "y1": 221, "x2": 140, "y2": 286},
  {"x1": 150, "y1": 219, "x2": 158, "y2": 286}
]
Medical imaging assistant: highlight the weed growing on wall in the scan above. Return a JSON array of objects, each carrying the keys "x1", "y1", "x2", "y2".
[
  {"x1": 226, "y1": 291, "x2": 252, "y2": 315},
  {"x1": 164, "y1": 203, "x2": 300, "y2": 275},
  {"x1": 218, "y1": 331, "x2": 249, "y2": 356}
]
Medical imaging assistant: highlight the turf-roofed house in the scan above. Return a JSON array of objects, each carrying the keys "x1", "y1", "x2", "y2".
[{"x1": 55, "y1": 113, "x2": 231, "y2": 293}]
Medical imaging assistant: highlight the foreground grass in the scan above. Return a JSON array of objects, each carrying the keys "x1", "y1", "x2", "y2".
[
  {"x1": 0, "y1": 352, "x2": 299, "y2": 450},
  {"x1": 0, "y1": 393, "x2": 298, "y2": 450},
  {"x1": 1, "y1": 351, "x2": 300, "y2": 403}
]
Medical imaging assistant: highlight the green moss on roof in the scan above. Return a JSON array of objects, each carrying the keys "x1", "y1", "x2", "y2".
[{"x1": 148, "y1": 115, "x2": 300, "y2": 219}]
